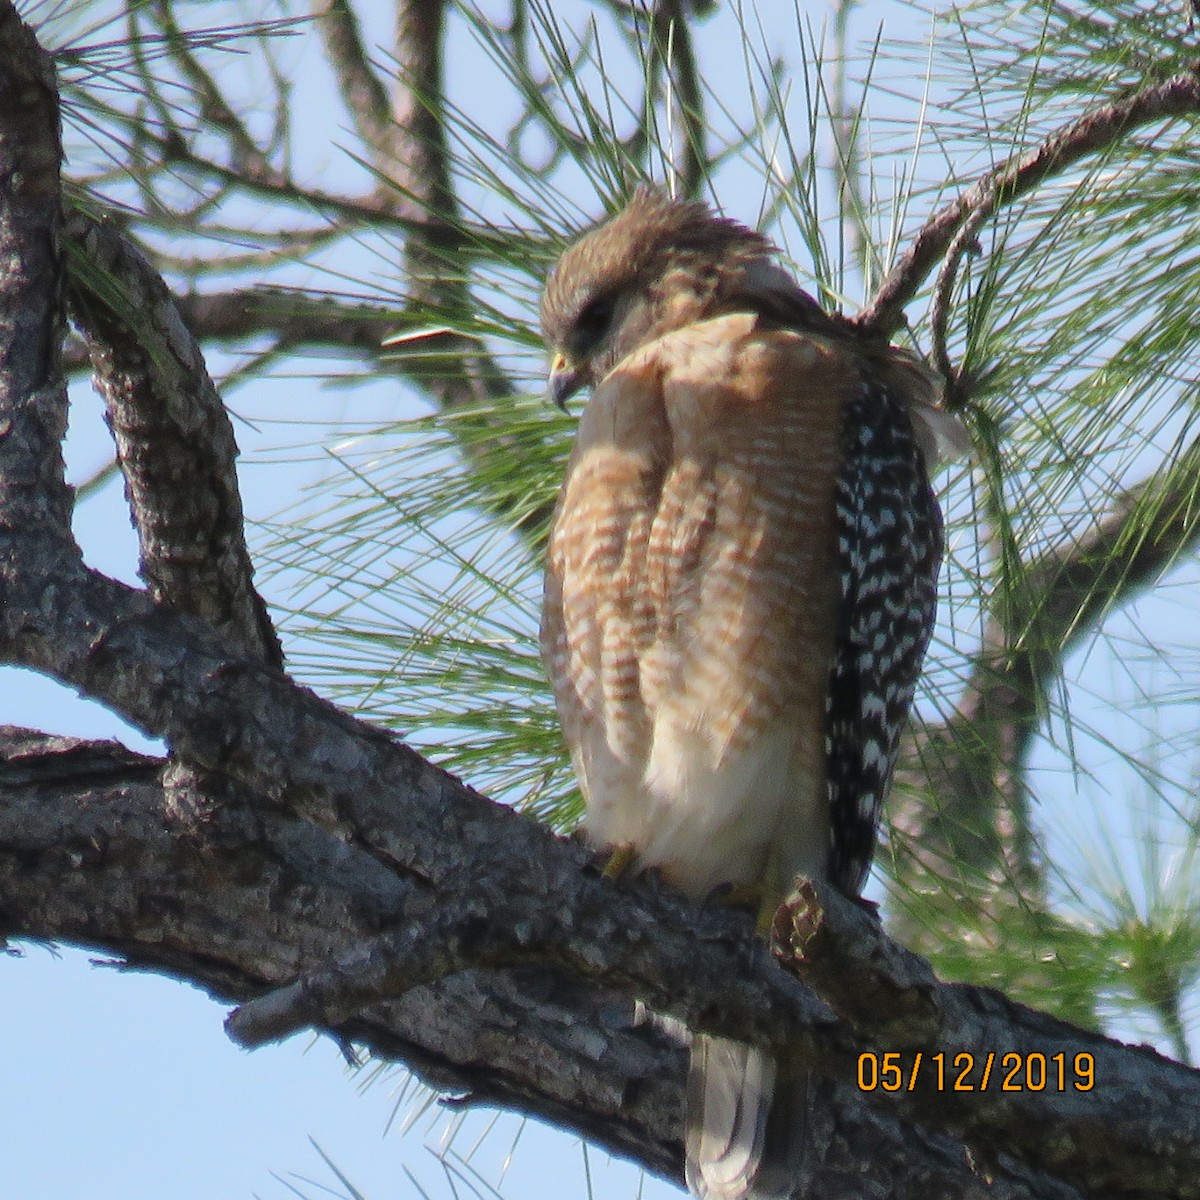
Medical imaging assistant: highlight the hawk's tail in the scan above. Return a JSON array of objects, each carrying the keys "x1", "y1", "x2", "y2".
[{"x1": 684, "y1": 1035, "x2": 809, "y2": 1200}]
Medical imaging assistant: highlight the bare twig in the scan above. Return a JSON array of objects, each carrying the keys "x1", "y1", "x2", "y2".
[
  {"x1": 75, "y1": 91, "x2": 529, "y2": 255},
  {"x1": 928, "y1": 206, "x2": 986, "y2": 401},
  {"x1": 151, "y1": 0, "x2": 278, "y2": 179}
]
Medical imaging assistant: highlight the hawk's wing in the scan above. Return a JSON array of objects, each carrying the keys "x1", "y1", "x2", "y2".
[{"x1": 824, "y1": 371, "x2": 944, "y2": 895}]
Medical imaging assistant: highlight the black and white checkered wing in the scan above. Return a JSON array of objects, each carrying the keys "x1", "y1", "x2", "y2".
[{"x1": 825, "y1": 374, "x2": 944, "y2": 897}]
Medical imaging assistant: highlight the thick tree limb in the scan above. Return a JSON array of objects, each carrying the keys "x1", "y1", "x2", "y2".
[
  {"x1": 0, "y1": 724, "x2": 1181, "y2": 1200},
  {"x1": 0, "y1": 725, "x2": 684, "y2": 1175},
  {"x1": 1, "y1": 726, "x2": 1110, "y2": 1200},
  {"x1": 64, "y1": 209, "x2": 281, "y2": 666},
  {"x1": 0, "y1": 4, "x2": 69, "y2": 542}
]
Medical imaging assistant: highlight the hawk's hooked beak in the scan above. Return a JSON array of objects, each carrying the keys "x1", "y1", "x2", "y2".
[{"x1": 547, "y1": 352, "x2": 587, "y2": 412}]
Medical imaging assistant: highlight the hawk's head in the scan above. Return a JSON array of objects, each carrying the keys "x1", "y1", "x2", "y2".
[{"x1": 539, "y1": 187, "x2": 824, "y2": 409}]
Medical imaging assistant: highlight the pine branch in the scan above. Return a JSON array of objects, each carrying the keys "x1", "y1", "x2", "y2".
[
  {"x1": 857, "y1": 58, "x2": 1200, "y2": 342},
  {"x1": 1, "y1": 725, "x2": 1116, "y2": 1200}
]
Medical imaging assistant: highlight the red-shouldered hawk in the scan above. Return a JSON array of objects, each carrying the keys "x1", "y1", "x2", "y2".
[{"x1": 539, "y1": 188, "x2": 963, "y2": 1200}]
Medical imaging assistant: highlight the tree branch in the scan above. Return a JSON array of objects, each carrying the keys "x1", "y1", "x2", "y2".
[
  {"x1": 857, "y1": 60, "x2": 1200, "y2": 339},
  {"x1": 777, "y1": 881, "x2": 1200, "y2": 1198},
  {"x1": 315, "y1": 0, "x2": 400, "y2": 186},
  {"x1": 963, "y1": 431, "x2": 1200, "y2": 745},
  {"x1": 0, "y1": 4, "x2": 71, "y2": 544},
  {"x1": 0, "y1": 725, "x2": 1186, "y2": 1200},
  {"x1": 59, "y1": 286, "x2": 399, "y2": 377},
  {"x1": 371, "y1": 0, "x2": 555, "y2": 541},
  {"x1": 149, "y1": 0, "x2": 280, "y2": 181},
  {"x1": 2, "y1": 727, "x2": 1084, "y2": 1199},
  {"x1": 175, "y1": 286, "x2": 399, "y2": 353},
  {"x1": 71, "y1": 91, "x2": 526, "y2": 258},
  {"x1": 64, "y1": 209, "x2": 282, "y2": 666},
  {"x1": 0, "y1": 725, "x2": 684, "y2": 1175}
]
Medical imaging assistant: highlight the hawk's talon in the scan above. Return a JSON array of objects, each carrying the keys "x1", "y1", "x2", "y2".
[
  {"x1": 703, "y1": 880, "x2": 761, "y2": 911},
  {"x1": 601, "y1": 842, "x2": 638, "y2": 880},
  {"x1": 699, "y1": 882, "x2": 786, "y2": 936}
]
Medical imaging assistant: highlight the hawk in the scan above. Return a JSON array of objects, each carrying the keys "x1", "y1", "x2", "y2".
[{"x1": 539, "y1": 188, "x2": 962, "y2": 1200}]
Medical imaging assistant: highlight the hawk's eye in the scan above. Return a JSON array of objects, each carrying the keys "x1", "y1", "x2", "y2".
[{"x1": 573, "y1": 296, "x2": 616, "y2": 350}]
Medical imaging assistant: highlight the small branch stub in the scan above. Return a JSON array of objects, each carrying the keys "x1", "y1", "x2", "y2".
[{"x1": 772, "y1": 880, "x2": 940, "y2": 1047}]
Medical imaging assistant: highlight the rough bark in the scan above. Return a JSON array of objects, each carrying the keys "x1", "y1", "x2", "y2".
[{"x1": 6, "y1": 725, "x2": 1191, "y2": 1199}]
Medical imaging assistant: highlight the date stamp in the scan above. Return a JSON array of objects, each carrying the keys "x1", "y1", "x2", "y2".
[{"x1": 857, "y1": 1051, "x2": 1095, "y2": 1093}]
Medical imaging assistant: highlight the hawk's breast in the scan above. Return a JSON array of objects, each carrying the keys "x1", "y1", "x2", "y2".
[{"x1": 542, "y1": 313, "x2": 850, "y2": 898}]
